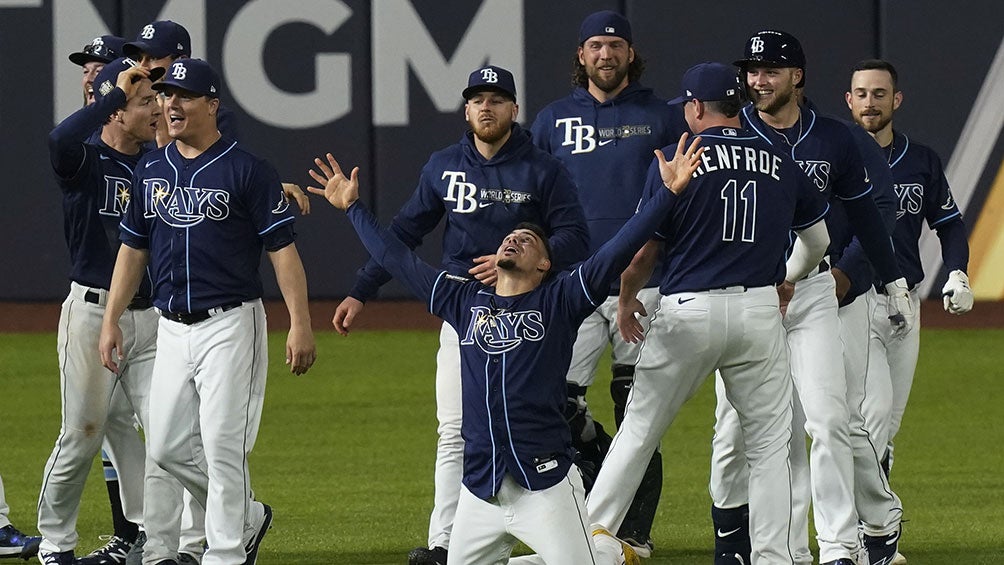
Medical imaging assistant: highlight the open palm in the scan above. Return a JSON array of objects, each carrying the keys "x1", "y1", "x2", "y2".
[{"x1": 307, "y1": 153, "x2": 360, "y2": 211}]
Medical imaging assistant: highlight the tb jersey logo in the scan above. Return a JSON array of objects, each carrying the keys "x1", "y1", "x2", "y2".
[
  {"x1": 461, "y1": 306, "x2": 545, "y2": 355},
  {"x1": 142, "y1": 179, "x2": 230, "y2": 227},
  {"x1": 554, "y1": 117, "x2": 652, "y2": 154},
  {"x1": 442, "y1": 171, "x2": 532, "y2": 213}
]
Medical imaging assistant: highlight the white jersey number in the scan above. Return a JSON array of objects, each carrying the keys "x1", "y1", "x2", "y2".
[{"x1": 721, "y1": 179, "x2": 757, "y2": 243}]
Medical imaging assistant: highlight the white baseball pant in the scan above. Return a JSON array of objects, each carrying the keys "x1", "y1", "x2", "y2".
[
  {"x1": 428, "y1": 322, "x2": 463, "y2": 550},
  {"x1": 710, "y1": 272, "x2": 859, "y2": 563},
  {"x1": 589, "y1": 287, "x2": 795, "y2": 564},
  {"x1": 145, "y1": 300, "x2": 268, "y2": 565},
  {"x1": 102, "y1": 386, "x2": 145, "y2": 527},
  {"x1": 865, "y1": 289, "x2": 921, "y2": 448},
  {"x1": 37, "y1": 283, "x2": 175, "y2": 555},
  {"x1": 565, "y1": 289, "x2": 660, "y2": 387},
  {"x1": 450, "y1": 468, "x2": 619, "y2": 565},
  {"x1": 0, "y1": 473, "x2": 10, "y2": 529},
  {"x1": 842, "y1": 289, "x2": 903, "y2": 538}
]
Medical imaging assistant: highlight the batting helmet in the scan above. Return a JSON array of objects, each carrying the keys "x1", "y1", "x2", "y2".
[{"x1": 734, "y1": 30, "x2": 806, "y2": 86}]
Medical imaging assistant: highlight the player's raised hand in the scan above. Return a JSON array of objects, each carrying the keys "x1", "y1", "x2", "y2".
[
  {"x1": 115, "y1": 66, "x2": 153, "y2": 99},
  {"x1": 281, "y1": 183, "x2": 311, "y2": 215},
  {"x1": 469, "y1": 255, "x2": 498, "y2": 286},
  {"x1": 655, "y1": 132, "x2": 705, "y2": 195},
  {"x1": 307, "y1": 153, "x2": 359, "y2": 210},
  {"x1": 98, "y1": 321, "x2": 125, "y2": 374}
]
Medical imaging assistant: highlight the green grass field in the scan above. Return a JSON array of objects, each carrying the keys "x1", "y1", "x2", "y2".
[{"x1": 2, "y1": 328, "x2": 1002, "y2": 564}]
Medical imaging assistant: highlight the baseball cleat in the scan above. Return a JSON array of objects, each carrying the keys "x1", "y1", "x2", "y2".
[
  {"x1": 821, "y1": 560, "x2": 856, "y2": 565},
  {"x1": 76, "y1": 535, "x2": 134, "y2": 564},
  {"x1": 890, "y1": 552, "x2": 907, "y2": 565},
  {"x1": 125, "y1": 531, "x2": 146, "y2": 565},
  {"x1": 241, "y1": 502, "x2": 273, "y2": 565},
  {"x1": 177, "y1": 552, "x2": 200, "y2": 564},
  {"x1": 407, "y1": 545, "x2": 447, "y2": 565},
  {"x1": 620, "y1": 535, "x2": 653, "y2": 559},
  {"x1": 0, "y1": 523, "x2": 40, "y2": 558},
  {"x1": 592, "y1": 527, "x2": 640, "y2": 565},
  {"x1": 36, "y1": 550, "x2": 76, "y2": 565}
]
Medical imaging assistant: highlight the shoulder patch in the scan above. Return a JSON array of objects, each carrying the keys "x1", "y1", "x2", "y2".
[{"x1": 445, "y1": 274, "x2": 470, "y2": 283}]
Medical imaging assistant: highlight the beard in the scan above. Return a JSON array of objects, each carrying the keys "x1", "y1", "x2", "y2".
[
  {"x1": 857, "y1": 111, "x2": 892, "y2": 134},
  {"x1": 470, "y1": 114, "x2": 512, "y2": 144},
  {"x1": 751, "y1": 84, "x2": 795, "y2": 115},
  {"x1": 586, "y1": 62, "x2": 629, "y2": 93},
  {"x1": 497, "y1": 258, "x2": 516, "y2": 270}
]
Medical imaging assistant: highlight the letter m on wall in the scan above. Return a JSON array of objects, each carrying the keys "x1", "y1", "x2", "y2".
[{"x1": 372, "y1": 0, "x2": 524, "y2": 126}]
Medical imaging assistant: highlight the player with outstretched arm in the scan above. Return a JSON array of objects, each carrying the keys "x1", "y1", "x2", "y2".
[{"x1": 306, "y1": 133, "x2": 704, "y2": 565}]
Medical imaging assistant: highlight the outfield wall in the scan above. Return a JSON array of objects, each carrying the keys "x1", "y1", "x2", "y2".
[{"x1": 2, "y1": 0, "x2": 1001, "y2": 301}]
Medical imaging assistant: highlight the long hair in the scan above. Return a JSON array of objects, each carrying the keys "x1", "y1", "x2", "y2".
[{"x1": 572, "y1": 47, "x2": 646, "y2": 88}]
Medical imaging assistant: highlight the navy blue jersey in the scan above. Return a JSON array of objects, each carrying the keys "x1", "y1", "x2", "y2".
[
  {"x1": 530, "y1": 83, "x2": 689, "y2": 254},
  {"x1": 741, "y1": 104, "x2": 902, "y2": 285},
  {"x1": 886, "y1": 131, "x2": 968, "y2": 286},
  {"x1": 348, "y1": 124, "x2": 589, "y2": 302},
  {"x1": 345, "y1": 185, "x2": 677, "y2": 499},
  {"x1": 119, "y1": 137, "x2": 296, "y2": 312},
  {"x1": 49, "y1": 87, "x2": 153, "y2": 296},
  {"x1": 641, "y1": 126, "x2": 828, "y2": 295}
]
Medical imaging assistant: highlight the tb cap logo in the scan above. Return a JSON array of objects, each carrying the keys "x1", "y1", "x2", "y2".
[
  {"x1": 141, "y1": 24, "x2": 156, "y2": 40},
  {"x1": 480, "y1": 67, "x2": 498, "y2": 83},
  {"x1": 750, "y1": 36, "x2": 765, "y2": 54}
]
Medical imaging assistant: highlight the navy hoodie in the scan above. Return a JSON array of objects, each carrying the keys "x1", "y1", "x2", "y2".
[{"x1": 349, "y1": 123, "x2": 589, "y2": 302}]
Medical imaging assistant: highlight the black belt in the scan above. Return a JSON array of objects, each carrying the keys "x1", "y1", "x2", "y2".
[
  {"x1": 83, "y1": 290, "x2": 153, "y2": 310},
  {"x1": 161, "y1": 302, "x2": 242, "y2": 325}
]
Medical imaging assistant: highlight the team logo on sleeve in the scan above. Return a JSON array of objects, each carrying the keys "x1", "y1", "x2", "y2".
[
  {"x1": 942, "y1": 192, "x2": 956, "y2": 210},
  {"x1": 460, "y1": 306, "x2": 545, "y2": 354},
  {"x1": 142, "y1": 178, "x2": 231, "y2": 226},
  {"x1": 271, "y1": 188, "x2": 290, "y2": 214}
]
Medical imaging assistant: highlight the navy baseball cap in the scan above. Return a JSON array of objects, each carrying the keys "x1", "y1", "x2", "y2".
[
  {"x1": 152, "y1": 58, "x2": 220, "y2": 98},
  {"x1": 123, "y1": 20, "x2": 191, "y2": 59},
  {"x1": 667, "y1": 62, "x2": 743, "y2": 105},
  {"x1": 734, "y1": 30, "x2": 806, "y2": 70},
  {"x1": 92, "y1": 57, "x2": 167, "y2": 103},
  {"x1": 578, "y1": 10, "x2": 632, "y2": 44},
  {"x1": 462, "y1": 65, "x2": 517, "y2": 102},
  {"x1": 69, "y1": 35, "x2": 125, "y2": 66}
]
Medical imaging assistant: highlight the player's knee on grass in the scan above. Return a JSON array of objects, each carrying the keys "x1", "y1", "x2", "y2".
[{"x1": 610, "y1": 364, "x2": 635, "y2": 427}]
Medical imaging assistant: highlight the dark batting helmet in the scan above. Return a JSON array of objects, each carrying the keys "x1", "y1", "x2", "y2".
[{"x1": 734, "y1": 30, "x2": 806, "y2": 87}]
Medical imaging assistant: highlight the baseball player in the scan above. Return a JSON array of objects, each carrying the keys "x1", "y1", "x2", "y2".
[
  {"x1": 66, "y1": 34, "x2": 156, "y2": 565},
  {"x1": 708, "y1": 31, "x2": 913, "y2": 565},
  {"x1": 529, "y1": 11, "x2": 688, "y2": 555},
  {"x1": 0, "y1": 473, "x2": 40, "y2": 558},
  {"x1": 307, "y1": 131, "x2": 704, "y2": 565},
  {"x1": 331, "y1": 65, "x2": 589, "y2": 565},
  {"x1": 38, "y1": 58, "x2": 168, "y2": 565},
  {"x1": 847, "y1": 58, "x2": 972, "y2": 564},
  {"x1": 584, "y1": 62, "x2": 831, "y2": 565},
  {"x1": 98, "y1": 58, "x2": 315, "y2": 565}
]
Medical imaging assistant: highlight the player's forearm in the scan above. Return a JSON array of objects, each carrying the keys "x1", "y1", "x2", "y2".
[
  {"x1": 103, "y1": 245, "x2": 149, "y2": 325},
  {"x1": 619, "y1": 240, "x2": 659, "y2": 304},
  {"x1": 348, "y1": 201, "x2": 440, "y2": 300},
  {"x1": 268, "y1": 243, "x2": 312, "y2": 329},
  {"x1": 786, "y1": 221, "x2": 829, "y2": 282}
]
